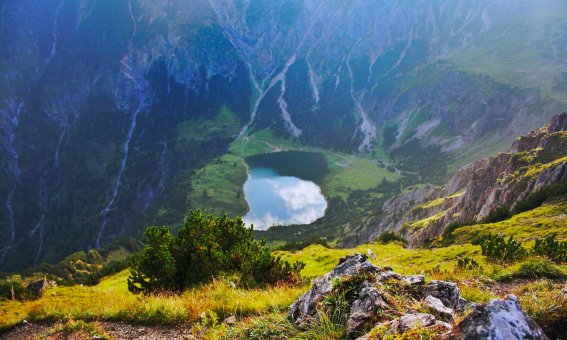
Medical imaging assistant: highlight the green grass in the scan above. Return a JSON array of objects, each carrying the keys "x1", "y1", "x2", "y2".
[
  {"x1": 190, "y1": 153, "x2": 249, "y2": 217},
  {"x1": 322, "y1": 156, "x2": 400, "y2": 200},
  {"x1": 448, "y1": 198, "x2": 567, "y2": 244},
  {"x1": 0, "y1": 270, "x2": 305, "y2": 331},
  {"x1": 178, "y1": 105, "x2": 241, "y2": 139},
  {"x1": 2, "y1": 239, "x2": 567, "y2": 338}
]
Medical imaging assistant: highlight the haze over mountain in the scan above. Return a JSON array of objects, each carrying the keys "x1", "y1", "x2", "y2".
[{"x1": 1, "y1": 0, "x2": 567, "y2": 271}]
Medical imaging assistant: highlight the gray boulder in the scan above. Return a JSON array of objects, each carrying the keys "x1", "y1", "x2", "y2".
[
  {"x1": 288, "y1": 254, "x2": 379, "y2": 325},
  {"x1": 403, "y1": 275, "x2": 425, "y2": 285},
  {"x1": 397, "y1": 313, "x2": 436, "y2": 332},
  {"x1": 423, "y1": 280, "x2": 466, "y2": 311},
  {"x1": 449, "y1": 295, "x2": 548, "y2": 340},
  {"x1": 425, "y1": 295, "x2": 455, "y2": 322}
]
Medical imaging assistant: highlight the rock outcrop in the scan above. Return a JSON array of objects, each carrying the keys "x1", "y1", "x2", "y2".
[
  {"x1": 362, "y1": 113, "x2": 567, "y2": 246},
  {"x1": 448, "y1": 295, "x2": 548, "y2": 340},
  {"x1": 290, "y1": 254, "x2": 548, "y2": 339},
  {"x1": 288, "y1": 253, "x2": 379, "y2": 325},
  {"x1": 289, "y1": 254, "x2": 465, "y2": 337}
]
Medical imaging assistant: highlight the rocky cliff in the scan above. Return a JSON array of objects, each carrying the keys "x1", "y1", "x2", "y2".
[{"x1": 355, "y1": 113, "x2": 567, "y2": 246}]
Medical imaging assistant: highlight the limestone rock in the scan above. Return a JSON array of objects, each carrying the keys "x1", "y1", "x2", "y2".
[
  {"x1": 288, "y1": 254, "x2": 379, "y2": 325},
  {"x1": 423, "y1": 280, "x2": 466, "y2": 311},
  {"x1": 449, "y1": 295, "x2": 548, "y2": 340},
  {"x1": 403, "y1": 275, "x2": 425, "y2": 285},
  {"x1": 396, "y1": 313, "x2": 436, "y2": 333},
  {"x1": 223, "y1": 316, "x2": 236, "y2": 327},
  {"x1": 425, "y1": 295, "x2": 455, "y2": 322}
]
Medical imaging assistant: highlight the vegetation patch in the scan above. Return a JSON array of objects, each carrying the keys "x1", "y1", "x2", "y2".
[{"x1": 128, "y1": 210, "x2": 305, "y2": 294}]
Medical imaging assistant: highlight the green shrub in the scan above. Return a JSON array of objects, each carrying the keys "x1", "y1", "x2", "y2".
[
  {"x1": 0, "y1": 280, "x2": 34, "y2": 301},
  {"x1": 275, "y1": 237, "x2": 329, "y2": 251},
  {"x1": 532, "y1": 233, "x2": 567, "y2": 264},
  {"x1": 128, "y1": 210, "x2": 305, "y2": 294},
  {"x1": 496, "y1": 259, "x2": 567, "y2": 281},
  {"x1": 481, "y1": 234, "x2": 527, "y2": 263},
  {"x1": 376, "y1": 232, "x2": 407, "y2": 245},
  {"x1": 483, "y1": 206, "x2": 512, "y2": 223}
]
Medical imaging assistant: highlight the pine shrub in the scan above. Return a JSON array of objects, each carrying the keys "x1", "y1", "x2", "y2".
[{"x1": 128, "y1": 210, "x2": 305, "y2": 294}]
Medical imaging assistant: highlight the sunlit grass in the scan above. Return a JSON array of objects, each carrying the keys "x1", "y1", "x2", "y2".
[
  {"x1": 0, "y1": 270, "x2": 305, "y2": 330},
  {"x1": 450, "y1": 198, "x2": 567, "y2": 244}
]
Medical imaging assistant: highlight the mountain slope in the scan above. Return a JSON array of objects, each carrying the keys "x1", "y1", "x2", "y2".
[
  {"x1": 349, "y1": 113, "x2": 567, "y2": 246},
  {"x1": 1, "y1": 0, "x2": 567, "y2": 270}
]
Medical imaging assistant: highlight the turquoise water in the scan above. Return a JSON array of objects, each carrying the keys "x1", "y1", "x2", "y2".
[{"x1": 243, "y1": 167, "x2": 327, "y2": 230}]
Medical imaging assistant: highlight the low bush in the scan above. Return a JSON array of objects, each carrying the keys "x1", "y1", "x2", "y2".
[
  {"x1": 495, "y1": 259, "x2": 567, "y2": 281},
  {"x1": 480, "y1": 234, "x2": 527, "y2": 263},
  {"x1": 275, "y1": 237, "x2": 329, "y2": 252},
  {"x1": 483, "y1": 206, "x2": 512, "y2": 223},
  {"x1": 376, "y1": 231, "x2": 407, "y2": 245},
  {"x1": 128, "y1": 210, "x2": 305, "y2": 294},
  {"x1": 532, "y1": 233, "x2": 567, "y2": 264}
]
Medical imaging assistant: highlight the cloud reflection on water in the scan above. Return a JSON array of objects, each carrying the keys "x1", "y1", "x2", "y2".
[{"x1": 243, "y1": 168, "x2": 327, "y2": 230}]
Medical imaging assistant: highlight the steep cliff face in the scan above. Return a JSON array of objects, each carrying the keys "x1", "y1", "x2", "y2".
[
  {"x1": 357, "y1": 113, "x2": 567, "y2": 246},
  {"x1": 1, "y1": 0, "x2": 566, "y2": 270}
]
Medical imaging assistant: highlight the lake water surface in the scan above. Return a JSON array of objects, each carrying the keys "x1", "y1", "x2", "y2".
[{"x1": 243, "y1": 167, "x2": 327, "y2": 230}]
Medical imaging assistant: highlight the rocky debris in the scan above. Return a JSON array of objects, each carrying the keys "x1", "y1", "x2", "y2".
[
  {"x1": 289, "y1": 254, "x2": 470, "y2": 338},
  {"x1": 403, "y1": 275, "x2": 425, "y2": 285},
  {"x1": 425, "y1": 295, "x2": 455, "y2": 322},
  {"x1": 367, "y1": 313, "x2": 452, "y2": 339},
  {"x1": 288, "y1": 254, "x2": 548, "y2": 339},
  {"x1": 423, "y1": 280, "x2": 467, "y2": 311},
  {"x1": 347, "y1": 281, "x2": 391, "y2": 336},
  {"x1": 0, "y1": 321, "x2": 195, "y2": 340},
  {"x1": 448, "y1": 295, "x2": 548, "y2": 340},
  {"x1": 396, "y1": 313, "x2": 436, "y2": 332},
  {"x1": 288, "y1": 254, "x2": 379, "y2": 325},
  {"x1": 223, "y1": 316, "x2": 236, "y2": 327}
]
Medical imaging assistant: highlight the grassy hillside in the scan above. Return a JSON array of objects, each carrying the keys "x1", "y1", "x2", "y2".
[{"x1": 2, "y1": 197, "x2": 566, "y2": 338}]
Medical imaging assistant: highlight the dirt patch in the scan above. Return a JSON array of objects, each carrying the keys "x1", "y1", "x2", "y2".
[{"x1": 1, "y1": 321, "x2": 196, "y2": 340}]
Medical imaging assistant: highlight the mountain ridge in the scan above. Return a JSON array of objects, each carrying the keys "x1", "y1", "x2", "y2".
[{"x1": 348, "y1": 113, "x2": 567, "y2": 247}]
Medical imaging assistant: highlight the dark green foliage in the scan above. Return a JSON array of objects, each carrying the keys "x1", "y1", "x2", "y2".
[
  {"x1": 0, "y1": 281, "x2": 34, "y2": 301},
  {"x1": 275, "y1": 237, "x2": 329, "y2": 252},
  {"x1": 128, "y1": 210, "x2": 305, "y2": 294},
  {"x1": 376, "y1": 231, "x2": 407, "y2": 245},
  {"x1": 390, "y1": 139, "x2": 448, "y2": 184},
  {"x1": 483, "y1": 206, "x2": 512, "y2": 223},
  {"x1": 456, "y1": 256, "x2": 480, "y2": 270},
  {"x1": 514, "y1": 181, "x2": 567, "y2": 214},
  {"x1": 497, "y1": 259, "x2": 567, "y2": 281},
  {"x1": 382, "y1": 125, "x2": 398, "y2": 148},
  {"x1": 533, "y1": 233, "x2": 567, "y2": 264},
  {"x1": 22, "y1": 239, "x2": 138, "y2": 286},
  {"x1": 481, "y1": 234, "x2": 527, "y2": 263}
]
